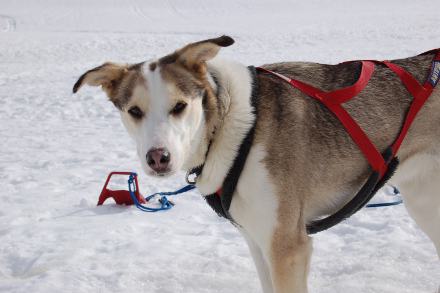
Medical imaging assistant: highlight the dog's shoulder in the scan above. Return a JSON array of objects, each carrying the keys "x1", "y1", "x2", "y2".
[{"x1": 391, "y1": 53, "x2": 435, "y2": 83}]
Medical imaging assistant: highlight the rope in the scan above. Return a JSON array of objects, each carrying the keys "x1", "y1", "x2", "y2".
[
  {"x1": 128, "y1": 174, "x2": 195, "y2": 212},
  {"x1": 365, "y1": 185, "x2": 403, "y2": 208},
  {"x1": 127, "y1": 173, "x2": 401, "y2": 212}
]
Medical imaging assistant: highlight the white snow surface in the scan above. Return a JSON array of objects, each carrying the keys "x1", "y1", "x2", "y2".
[{"x1": 0, "y1": 0, "x2": 439, "y2": 292}]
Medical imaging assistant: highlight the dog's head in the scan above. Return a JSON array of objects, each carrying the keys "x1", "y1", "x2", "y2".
[{"x1": 73, "y1": 36, "x2": 234, "y2": 177}]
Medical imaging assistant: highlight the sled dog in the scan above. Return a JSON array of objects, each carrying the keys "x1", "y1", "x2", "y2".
[{"x1": 74, "y1": 36, "x2": 440, "y2": 293}]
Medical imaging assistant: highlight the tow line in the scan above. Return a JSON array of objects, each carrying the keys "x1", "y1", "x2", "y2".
[{"x1": 97, "y1": 171, "x2": 402, "y2": 212}]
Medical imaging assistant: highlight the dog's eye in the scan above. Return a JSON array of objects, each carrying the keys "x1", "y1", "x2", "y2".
[
  {"x1": 128, "y1": 106, "x2": 143, "y2": 119},
  {"x1": 170, "y1": 102, "x2": 187, "y2": 115}
]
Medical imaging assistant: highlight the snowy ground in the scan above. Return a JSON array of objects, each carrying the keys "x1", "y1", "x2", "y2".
[{"x1": 0, "y1": 0, "x2": 439, "y2": 292}]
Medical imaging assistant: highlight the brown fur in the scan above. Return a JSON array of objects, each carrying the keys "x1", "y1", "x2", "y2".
[
  {"x1": 159, "y1": 35, "x2": 233, "y2": 70},
  {"x1": 157, "y1": 36, "x2": 234, "y2": 145},
  {"x1": 149, "y1": 62, "x2": 157, "y2": 71},
  {"x1": 252, "y1": 53, "x2": 439, "y2": 291},
  {"x1": 255, "y1": 54, "x2": 436, "y2": 218},
  {"x1": 73, "y1": 62, "x2": 145, "y2": 110}
]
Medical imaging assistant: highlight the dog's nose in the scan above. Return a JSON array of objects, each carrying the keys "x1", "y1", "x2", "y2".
[{"x1": 146, "y1": 148, "x2": 171, "y2": 173}]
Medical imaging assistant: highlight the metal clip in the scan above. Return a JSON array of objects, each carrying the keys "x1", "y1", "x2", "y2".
[{"x1": 186, "y1": 170, "x2": 197, "y2": 185}]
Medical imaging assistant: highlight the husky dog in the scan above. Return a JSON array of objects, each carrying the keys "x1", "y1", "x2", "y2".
[{"x1": 73, "y1": 36, "x2": 440, "y2": 293}]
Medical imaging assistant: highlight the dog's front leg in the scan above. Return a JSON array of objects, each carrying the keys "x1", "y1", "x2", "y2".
[
  {"x1": 269, "y1": 229, "x2": 312, "y2": 293},
  {"x1": 231, "y1": 145, "x2": 312, "y2": 292},
  {"x1": 241, "y1": 230, "x2": 274, "y2": 293}
]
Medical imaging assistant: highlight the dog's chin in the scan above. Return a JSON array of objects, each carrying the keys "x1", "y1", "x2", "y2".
[{"x1": 146, "y1": 169, "x2": 175, "y2": 178}]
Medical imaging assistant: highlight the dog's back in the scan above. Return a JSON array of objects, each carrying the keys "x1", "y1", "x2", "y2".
[{"x1": 254, "y1": 52, "x2": 440, "y2": 219}]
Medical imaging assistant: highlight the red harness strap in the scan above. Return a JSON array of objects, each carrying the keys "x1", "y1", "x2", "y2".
[
  {"x1": 383, "y1": 52, "x2": 440, "y2": 155},
  {"x1": 257, "y1": 49, "x2": 440, "y2": 178}
]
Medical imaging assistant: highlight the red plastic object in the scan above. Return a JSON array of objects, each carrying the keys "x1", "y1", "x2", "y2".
[{"x1": 97, "y1": 172, "x2": 146, "y2": 206}]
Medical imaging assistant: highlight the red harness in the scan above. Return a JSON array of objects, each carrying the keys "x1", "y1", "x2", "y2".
[
  {"x1": 202, "y1": 51, "x2": 440, "y2": 234},
  {"x1": 257, "y1": 49, "x2": 440, "y2": 179}
]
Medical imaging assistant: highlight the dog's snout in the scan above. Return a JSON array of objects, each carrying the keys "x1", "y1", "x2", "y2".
[{"x1": 146, "y1": 148, "x2": 171, "y2": 174}]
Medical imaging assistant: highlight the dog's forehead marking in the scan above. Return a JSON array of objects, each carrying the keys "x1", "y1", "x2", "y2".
[
  {"x1": 113, "y1": 63, "x2": 146, "y2": 110},
  {"x1": 149, "y1": 62, "x2": 157, "y2": 71}
]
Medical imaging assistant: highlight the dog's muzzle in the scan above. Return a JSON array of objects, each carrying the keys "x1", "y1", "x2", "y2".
[{"x1": 146, "y1": 148, "x2": 171, "y2": 175}]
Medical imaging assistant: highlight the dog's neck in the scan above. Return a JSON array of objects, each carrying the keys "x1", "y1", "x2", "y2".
[{"x1": 186, "y1": 58, "x2": 256, "y2": 195}]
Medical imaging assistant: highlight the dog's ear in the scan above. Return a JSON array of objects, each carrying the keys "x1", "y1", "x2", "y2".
[
  {"x1": 72, "y1": 62, "x2": 128, "y2": 96},
  {"x1": 160, "y1": 35, "x2": 234, "y2": 70}
]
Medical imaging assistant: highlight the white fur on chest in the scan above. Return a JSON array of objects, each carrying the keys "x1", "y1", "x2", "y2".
[
  {"x1": 195, "y1": 58, "x2": 256, "y2": 195},
  {"x1": 229, "y1": 144, "x2": 279, "y2": 252}
]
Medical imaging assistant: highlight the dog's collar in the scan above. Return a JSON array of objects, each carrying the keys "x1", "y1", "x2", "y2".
[{"x1": 187, "y1": 66, "x2": 259, "y2": 223}]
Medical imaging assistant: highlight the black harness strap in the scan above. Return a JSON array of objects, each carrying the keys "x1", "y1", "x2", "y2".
[
  {"x1": 202, "y1": 66, "x2": 259, "y2": 222},
  {"x1": 306, "y1": 149, "x2": 398, "y2": 234}
]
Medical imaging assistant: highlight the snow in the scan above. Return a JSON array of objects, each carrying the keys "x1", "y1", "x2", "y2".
[{"x1": 0, "y1": 0, "x2": 439, "y2": 292}]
